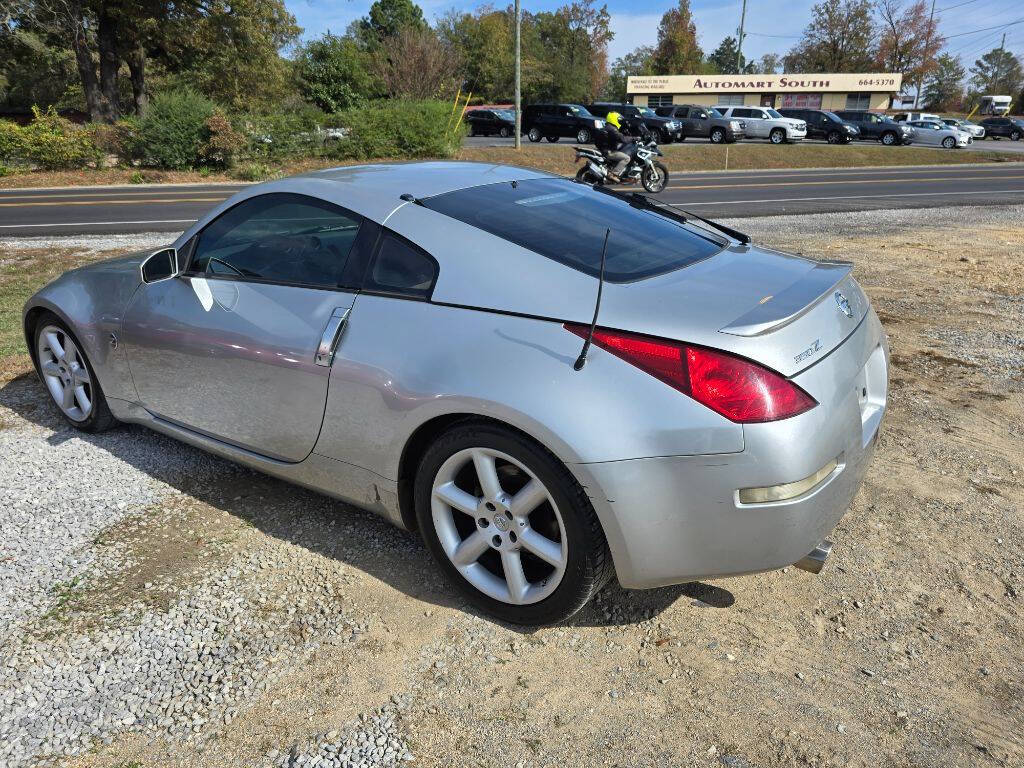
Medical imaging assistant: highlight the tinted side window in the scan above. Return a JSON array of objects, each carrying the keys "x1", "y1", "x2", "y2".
[
  {"x1": 189, "y1": 193, "x2": 362, "y2": 289},
  {"x1": 732, "y1": 108, "x2": 751, "y2": 118},
  {"x1": 365, "y1": 232, "x2": 438, "y2": 298}
]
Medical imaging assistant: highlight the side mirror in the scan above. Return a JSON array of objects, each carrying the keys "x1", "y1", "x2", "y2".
[
  {"x1": 141, "y1": 247, "x2": 179, "y2": 283},
  {"x1": 698, "y1": 113, "x2": 708, "y2": 120}
]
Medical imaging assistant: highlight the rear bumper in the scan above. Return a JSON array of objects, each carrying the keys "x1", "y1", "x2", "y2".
[{"x1": 572, "y1": 309, "x2": 888, "y2": 589}]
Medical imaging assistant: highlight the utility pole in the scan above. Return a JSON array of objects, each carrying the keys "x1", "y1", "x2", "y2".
[
  {"x1": 992, "y1": 32, "x2": 1006, "y2": 92},
  {"x1": 915, "y1": 0, "x2": 936, "y2": 109},
  {"x1": 514, "y1": 0, "x2": 522, "y2": 150},
  {"x1": 735, "y1": 0, "x2": 747, "y2": 73}
]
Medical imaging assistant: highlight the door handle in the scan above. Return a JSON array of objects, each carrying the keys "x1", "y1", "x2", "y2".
[{"x1": 315, "y1": 307, "x2": 351, "y2": 367}]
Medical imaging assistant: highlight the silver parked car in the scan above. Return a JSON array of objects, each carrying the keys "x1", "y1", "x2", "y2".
[
  {"x1": 941, "y1": 117, "x2": 985, "y2": 139},
  {"x1": 906, "y1": 120, "x2": 971, "y2": 148},
  {"x1": 23, "y1": 162, "x2": 888, "y2": 625}
]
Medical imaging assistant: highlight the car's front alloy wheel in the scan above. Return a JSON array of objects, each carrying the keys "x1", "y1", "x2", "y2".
[
  {"x1": 35, "y1": 316, "x2": 116, "y2": 432},
  {"x1": 770, "y1": 128, "x2": 786, "y2": 144},
  {"x1": 415, "y1": 422, "x2": 612, "y2": 625}
]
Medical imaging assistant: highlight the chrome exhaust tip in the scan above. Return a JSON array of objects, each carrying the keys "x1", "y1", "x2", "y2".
[{"x1": 794, "y1": 540, "x2": 833, "y2": 575}]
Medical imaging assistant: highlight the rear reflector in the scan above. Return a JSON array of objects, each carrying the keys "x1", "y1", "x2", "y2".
[
  {"x1": 739, "y1": 459, "x2": 839, "y2": 504},
  {"x1": 565, "y1": 324, "x2": 816, "y2": 423}
]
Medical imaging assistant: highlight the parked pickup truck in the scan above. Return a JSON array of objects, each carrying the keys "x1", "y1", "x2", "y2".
[
  {"x1": 587, "y1": 103, "x2": 684, "y2": 144},
  {"x1": 833, "y1": 110, "x2": 915, "y2": 145},
  {"x1": 653, "y1": 104, "x2": 745, "y2": 143}
]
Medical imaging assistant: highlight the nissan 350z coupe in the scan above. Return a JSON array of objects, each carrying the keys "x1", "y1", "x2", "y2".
[{"x1": 24, "y1": 162, "x2": 888, "y2": 625}]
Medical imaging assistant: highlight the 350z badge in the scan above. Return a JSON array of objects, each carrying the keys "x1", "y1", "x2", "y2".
[{"x1": 794, "y1": 338, "x2": 822, "y2": 365}]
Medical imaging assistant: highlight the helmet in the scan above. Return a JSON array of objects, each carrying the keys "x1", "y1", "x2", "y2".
[{"x1": 606, "y1": 111, "x2": 621, "y2": 129}]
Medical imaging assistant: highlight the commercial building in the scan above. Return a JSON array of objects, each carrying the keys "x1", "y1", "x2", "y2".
[{"x1": 627, "y1": 72, "x2": 904, "y2": 112}]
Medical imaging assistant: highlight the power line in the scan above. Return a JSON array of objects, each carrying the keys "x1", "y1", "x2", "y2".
[
  {"x1": 943, "y1": 17, "x2": 1024, "y2": 39},
  {"x1": 936, "y1": 0, "x2": 983, "y2": 11}
]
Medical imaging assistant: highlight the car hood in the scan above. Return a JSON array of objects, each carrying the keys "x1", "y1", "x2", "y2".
[{"x1": 65, "y1": 249, "x2": 152, "y2": 281}]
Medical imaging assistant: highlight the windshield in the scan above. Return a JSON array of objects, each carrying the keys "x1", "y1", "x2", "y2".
[
  {"x1": 824, "y1": 111, "x2": 842, "y2": 121},
  {"x1": 638, "y1": 107, "x2": 656, "y2": 117},
  {"x1": 765, "y1": 108, "x2": 783, "y2": 119},
  {"x1": 568, "y1": 105, "x2": 593, "y2": 117},
  {"x1": 709, "y1": 107, "x2": 724, "y2": 118},
  {"x1": 421, "y1": 178, "x2": 725, "y2": 283},
  {"x1": 495, "y1": 109, "x2": 514, "y2": 121}
]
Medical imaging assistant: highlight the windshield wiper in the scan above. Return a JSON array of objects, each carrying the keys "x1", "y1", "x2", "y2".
[{"x1": 592, "y1": 186, "x2": 750, "y2": 244}]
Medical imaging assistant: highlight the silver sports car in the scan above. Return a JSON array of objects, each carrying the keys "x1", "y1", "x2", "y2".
[{"x1": 24, "y1": 162, "x2": 888, "y2": 625}]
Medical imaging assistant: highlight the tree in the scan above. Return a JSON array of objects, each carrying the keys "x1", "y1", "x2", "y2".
[
  {"x1": 785, "y1": 0, "x2": 876, "y2": 73},
  {"x1": 371, "y1": 25, "x2": 460, "y2": 99},
  {"x1": 969, "y1": 47, "x2": 1023, "y2": 95},
  {"x1": 354, "y1": 0, "x2": 426, "y2": 48},
  {"x1": 604, "y1": 45, "x2": 654, "y2": 101},
  {"x1": 922, "y1": 53, "x2": 964, "y2": 110},
  {"x1": 755, "y1": 52, "x2": 783, "y2": 74},
  {"x1": 528, "y1": 1, "x2": 612, "y2": 103},
  {"x1": 707, "y1": 36, "x2": 756, "y2": 74},
  {"x1": 438, "y1": 8, "x2": 518, "y2": 100},
  {"x1": 875, "y1": 0, "x2": 941, "y2": 85},
  {"x1": 650, "y1": 0, "x2": 702, "y2": 75},
  {"x1": 296, "y1": 32, "x2": 376, "y2": 112}
]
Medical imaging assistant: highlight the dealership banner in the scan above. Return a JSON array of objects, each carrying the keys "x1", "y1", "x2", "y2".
[{"x1": 627, "y1": 73, "x2": 903, "y2": 94}]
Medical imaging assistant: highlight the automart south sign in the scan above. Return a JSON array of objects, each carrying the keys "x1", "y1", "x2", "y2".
[{"x1": 627, "y1": 73, "x2": 904, "y2": 94}]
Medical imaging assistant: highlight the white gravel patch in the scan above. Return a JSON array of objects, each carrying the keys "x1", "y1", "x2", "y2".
[{"x1": 0, "y1": 231, "x2": 177, "y2": 253}]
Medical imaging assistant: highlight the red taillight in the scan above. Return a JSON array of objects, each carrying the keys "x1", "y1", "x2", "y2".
[{"x1": 565, "y1": 324, "x2": 816, "y2": 423}]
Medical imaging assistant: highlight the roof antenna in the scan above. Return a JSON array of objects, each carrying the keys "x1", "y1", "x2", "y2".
[{"x1": 574, "y1": 228, "x2": 611, "y2": 371}]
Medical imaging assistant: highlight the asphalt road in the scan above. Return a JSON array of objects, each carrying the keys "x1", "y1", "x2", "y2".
[{"x1": 1, "y1": 163, "x2": 1023, "y2": 236}]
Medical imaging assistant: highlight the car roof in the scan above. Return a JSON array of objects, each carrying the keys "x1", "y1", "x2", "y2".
[
  {"x1": 300, "y1": 162, "x2": 555, "y2": 215},
  {"x1": 171, "y1": 162, "x2": 559, "y2": 247}
]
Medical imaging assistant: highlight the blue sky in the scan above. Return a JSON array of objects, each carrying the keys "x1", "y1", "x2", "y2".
[{"x1": 285, "y1": 0, "x2": 1022, "y2": 68}]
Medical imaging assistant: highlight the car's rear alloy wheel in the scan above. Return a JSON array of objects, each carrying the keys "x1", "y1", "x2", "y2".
[
  {"x1": 35, "y1": 316, "x2": 116, "y2": 432},
  {"x1": 499, "y1": 126, "x2": 510, "y2": 138},
  {"x1": 415, "y1": 422, "x2": 612, "y2": 625},
  {"x1": 527, "y1": 127, "x2": 542, "y2": 143}
]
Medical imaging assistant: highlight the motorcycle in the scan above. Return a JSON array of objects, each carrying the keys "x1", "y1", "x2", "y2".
[{"x1": 573, "y1": 140, "x2": 669, "y2": 193}]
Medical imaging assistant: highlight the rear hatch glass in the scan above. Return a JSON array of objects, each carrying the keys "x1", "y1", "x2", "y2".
[{"x1": 420, "y1": 178, "x2": 725, "y2": 283}]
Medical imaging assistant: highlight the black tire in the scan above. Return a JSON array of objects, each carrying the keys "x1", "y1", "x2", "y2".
[
  {"x1": 881, "y1": 131, "x2": 897, "y2": 146},
  {"x1": 527, "y1": 127, "x2": 542, "y2": 143},
  {"x1": 709, "y1": 127, "x2": 726, "y2": 144},
  {"x1": 827, "y1": 130, "x2": 843, "y2": 144},
  {"x1": 32, "y1": 312, "x2": 117, "y2": 433},
  {"x1": 656, "y1": 128, "x2": 669, "y2": 144},
  {"x1": 942, "y1": 136, "x2": 956, "y2": 149},
  {"x1": 641, "y1": 162, "x2": 669, "y2": 193},
  {"x1": 1011, "y1": 130, "x2": 1021, "y2": 141},
  {"x1": 576, "y1": 128, "x2": 591, "y2": 144},
  {"x1": 414, "y1": 421, "x2": 613, "y2": 626},
  {"x1": 545, "y1": 136, "x2": 559, "y2": 143},
  {"x1": 499, "y1": 126, "x2": 510, "y2": 138},
  {"x1": 574, "y1": 167, "x2": 602, "y2": 185},
  {"x1": 770, "y1": 128, "x2": 786, "y2": 144}
]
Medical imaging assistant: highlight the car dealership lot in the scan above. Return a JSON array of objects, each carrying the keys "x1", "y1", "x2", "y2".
[{"x1": 0, "y1": 204, "x2": 1021, "y2": 767}]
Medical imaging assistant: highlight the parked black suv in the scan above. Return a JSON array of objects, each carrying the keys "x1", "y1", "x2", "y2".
[
  {"x1": 522, "y1": 104, "x2": 603, "y2": 143},
  {"x1": 587, "y1": 103, "x2": 683, "y2": 143},
  {"x1": 979, "y1": 116, "x2": 1023, "y2": 141},
  {"x1": 653, "y1": 104, "x2": 745, "y2": 143},
  {"x1": 779, "y1": 108, "x2": 860, "y2": 143},
  {"x1": 834, "y1": 110, "x2": 913, "y2": 145},
  {"x1": 465, "y1": 108, "x2": 516, "y2": 138}
]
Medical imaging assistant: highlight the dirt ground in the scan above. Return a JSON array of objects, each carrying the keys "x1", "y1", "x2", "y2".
[{"x1": 1, "y1": 206, "x2": 1022, "y2": 768}]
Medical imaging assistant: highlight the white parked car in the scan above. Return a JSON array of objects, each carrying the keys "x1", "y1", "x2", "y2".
[
  {"x1": 905, "y1": 120, "x2": 971, "y2": 148},
  {"x1": 893, "y1": 111, "x2": 942, "y2": 124},
  {"x1": 715, "y1": 106, "x2": 807, "y2": 144},
  {"x1": 941, "y1": 118, "x2": 985, "y2": 139}
]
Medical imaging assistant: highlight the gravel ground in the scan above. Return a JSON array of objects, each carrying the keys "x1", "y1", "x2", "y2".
[{"x1": 0, "y1": 204, "x2": 1021, "y2": 768}]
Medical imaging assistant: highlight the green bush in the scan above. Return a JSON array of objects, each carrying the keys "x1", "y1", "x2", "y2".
[
  {"x1": 18, "y1": 107, "x2": 101, "y2": 170},
  {"x1": 240, "y1": 107, "x2": 328, "y2": 162},
  {"x1": 136, "y1": 89, "x2": 216, "y2": 170},
  {"x1": 330, "y1": 99, "x2": 460, "y2": 161},
  {"x1": 0, "y1": 120, "x2": 24, "y2": 164}
]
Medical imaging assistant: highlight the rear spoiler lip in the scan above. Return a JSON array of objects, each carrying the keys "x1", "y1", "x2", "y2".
[{"x1": 719, "y1": 261, "x2": 855, "y2": 337}]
